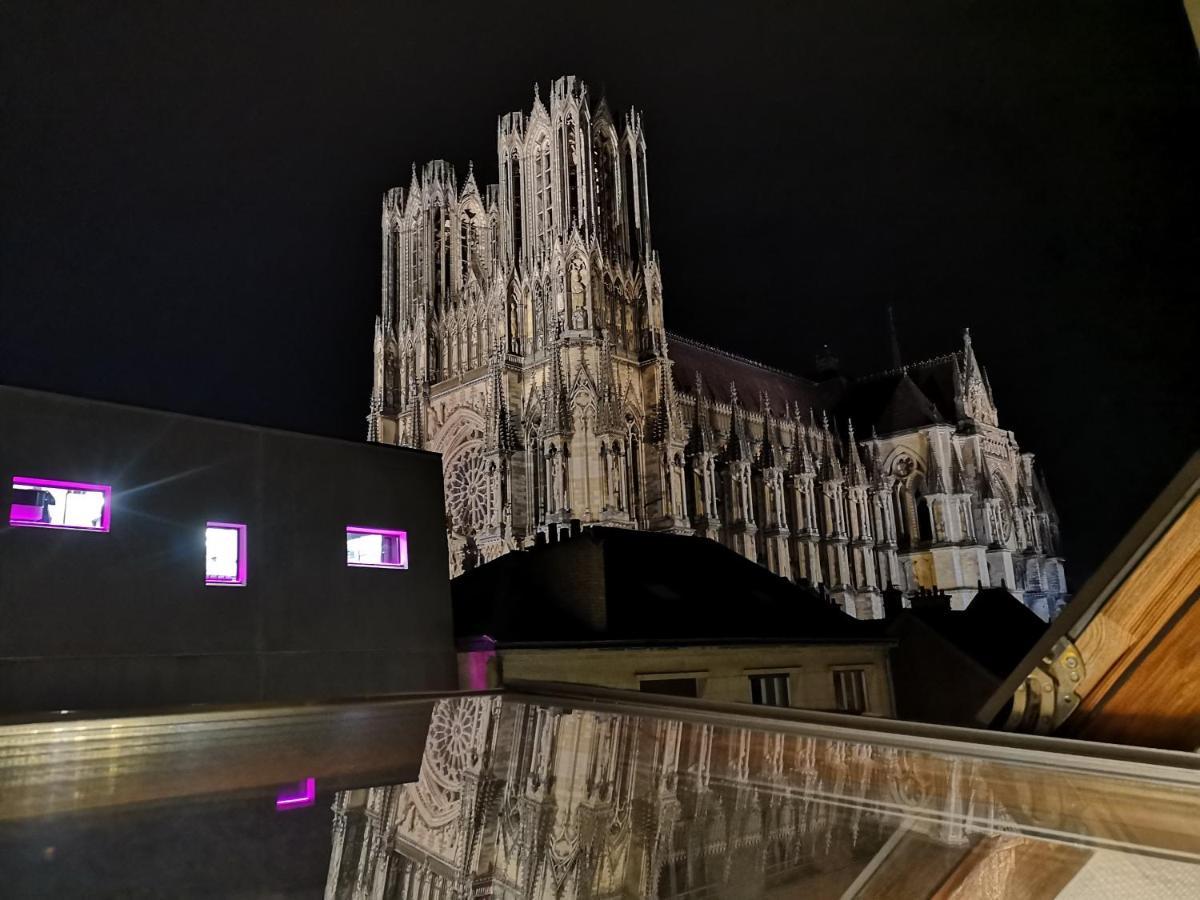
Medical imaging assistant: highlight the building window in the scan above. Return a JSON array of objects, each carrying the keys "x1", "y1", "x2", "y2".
[
  {"x1": 9, "y1": 476, "x2": 111, "y2": 532},
  {"x1": 346, "y1": 526, "x2": 408, "y2": 569},
  {"x1": 639, "y1": 678, "x2": 697, "y2": 698},
  {"x1": 205, "y1": 522, "x2": 247, "y2": 587},
  {"x1": 750, "y1": 674, "x2": 791, "y2": 707},
  {"x1": 533, "y1": 139, "x2": 552, "y2": 246},
  {"x1": 834, "y1": 669, "x2": 869, "y2": 714}
]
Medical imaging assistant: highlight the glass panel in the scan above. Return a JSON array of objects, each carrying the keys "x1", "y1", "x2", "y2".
[
  {"x1": 205, "y1": 523, "x2": 246, "y2": 586},
  {"x1": 2, "y1": 690, "x2": 1198, "y2": 897},
  {"x1": 346, "y1": 526, "x2": 408, "y2": 569},
  {"x1": 9, "y1": 477, "x2": 110, "y2": 532}
]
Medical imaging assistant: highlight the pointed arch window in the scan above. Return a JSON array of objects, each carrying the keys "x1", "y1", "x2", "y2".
[
  {"x1": 388, "y1": 227, "x2": 400, "y2": 319},
  {"x1": 460, "y1": 209, "x2": 477, "y2": 288},
  {"x1": 408, "y1": 219, "x2": 422, "y2": 303},
  {"x1": 566, "y1": 120, "x2": 580, "y2": 227},
  {"x1": 509, "y1": 150, "x2": 524, "y2": 261},
  {"x1": 533, "y1": 138, "x2": 553, "y2": 247}
]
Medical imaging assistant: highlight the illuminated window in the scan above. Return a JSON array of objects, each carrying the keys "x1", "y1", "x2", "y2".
[
  {"x1": 205, "y1": 522, "x2": 247, "y2": 586},
  {"x1": 9, "y1": 476, "x2": 111, "y2": 532},
  {"x1": 346, "y1": 526, "x2": 408, "y2": 569}
]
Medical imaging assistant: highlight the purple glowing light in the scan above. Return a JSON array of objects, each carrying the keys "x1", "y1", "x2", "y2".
[
  {"x1": 276, "y1": 777, "x2": 316, "y2": 810},
  {"x1": 345, "y1": 526, "x2": 408, "y2": 569},
  {"x1": 9, "y1": 477, "x2": 112, "y2": 532},
  {"x1": 205, "y1": 522, "x2": 247, "y2": 587}
]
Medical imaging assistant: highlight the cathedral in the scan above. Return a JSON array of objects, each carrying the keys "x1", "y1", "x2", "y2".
[{"x1": 367, "y1": 75, "x2": 1067, "y2": 621}]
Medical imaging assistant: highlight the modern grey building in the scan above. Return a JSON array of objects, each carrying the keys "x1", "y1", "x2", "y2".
[{"x1": 0, "y1": 385, "x2": 457, "y2": 713}]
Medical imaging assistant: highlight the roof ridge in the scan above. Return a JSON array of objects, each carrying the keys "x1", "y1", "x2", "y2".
[
  {"x1": 666, "y1": 331, "x2": 815, "y2": 385},
  {"x1": 854, "y1": 351, "x2": 962, "y2": 385}
]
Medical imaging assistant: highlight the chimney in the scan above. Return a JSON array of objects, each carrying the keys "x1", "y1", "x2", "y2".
[
  {"x1": 882, "y1": 583, "x2": 905, "y2": 618},
  {"x1": 910, "y1": 585, "x2": 952, "y2": 615}
]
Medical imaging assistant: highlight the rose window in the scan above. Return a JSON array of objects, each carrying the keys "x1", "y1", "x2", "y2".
[
  {"x1": 446, "y1": 443, "x2": 488, "y2": 534},
  {"x1": 423, "y1": 699, "x2": 485, "y2": 792}
]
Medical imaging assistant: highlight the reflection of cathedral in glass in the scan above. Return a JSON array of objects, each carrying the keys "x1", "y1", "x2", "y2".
[
  {"x1": 367, "y1": 75, "x2": 1067, "y2": 620},
  {"x1": 326, "y1": 696, "x2": 1195, "y2": 899}
]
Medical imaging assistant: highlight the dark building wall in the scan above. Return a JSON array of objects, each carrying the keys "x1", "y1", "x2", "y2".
[{"x1": 0, "y1": 386, "x2": 456, "y2": 712}]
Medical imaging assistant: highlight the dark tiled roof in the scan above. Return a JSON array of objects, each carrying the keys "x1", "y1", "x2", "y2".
[
  {"x1": 898, "y1": 587, "x2": 1047, "y2": 679},
  {"x1": 453, "y1": 527, "x2": 881, "y2": 646},
  {"x1": 828, "y1": 354, "x2": 962, "y2": 435},
  {"x1": 667, "y1": 333, "x2": 833, "y2": 414}
]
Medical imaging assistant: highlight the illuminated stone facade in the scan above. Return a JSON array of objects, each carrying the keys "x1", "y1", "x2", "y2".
[{"x1": 367, "y1": 76, "x2": 1067, "y2": 620}]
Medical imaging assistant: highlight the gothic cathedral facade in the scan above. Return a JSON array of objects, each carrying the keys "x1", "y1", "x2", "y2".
[{"x1": 368, "y1": 76, "x2": 1067, "y2": 620}]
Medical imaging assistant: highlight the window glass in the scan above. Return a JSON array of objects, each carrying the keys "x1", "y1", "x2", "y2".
[
  {"x1": 834, "y1": 669, "x2": 869, "y2": 713},
  {"x1": 9, "y1": 477, "x2": 110, "y2": 532},
  {"x1": 205, "y1": 523, "x2": 246, "y2": 586},
  {"x1": 346, "y1": 527, "x2": 408, "y2": 569},
  {"x1": 750, "y1": 674, "x2": 791, "y2": 707}
]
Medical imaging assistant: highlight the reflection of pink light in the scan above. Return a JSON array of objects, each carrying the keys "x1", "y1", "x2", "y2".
[
  {"x1": 345, "y1": 526, "x2": 409, "y2": 569},
  {"x1": 9, "y1": 476, "x2": 112, "y2": 532},
  {"x1": 205, "y1": 522, "x2": 247, "y2": 587},
  {"x1": 276, "y1": 777, "x2": 316, "y2": 810}
]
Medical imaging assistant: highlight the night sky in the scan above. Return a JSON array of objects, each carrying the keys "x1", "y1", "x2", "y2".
[{"x1": 3, "y1": 1, "x2": 1198, "y2": 583}]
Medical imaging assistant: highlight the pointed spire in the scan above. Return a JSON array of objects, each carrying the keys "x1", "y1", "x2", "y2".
[
  {"x1": 688, "y1": 371, "x2": 715, "y2": 455},
  {"x1": 845, "y1": 420, "x2": 866, "y2": 486},
  {"x1": 366, "y1": 392, "x2": 381, "y2": 443},
  {"x1": 485, "y1": 342, "x2": 516, "y2": 454},
  {"x1": 543, "y1": 331, "x2": 572, "y2": 436},
  {"x1": 461, "y1": 160, "x2": 479, "y2": 199},
  {"x1": 649, "y1": 353, "x2": 682, "y2": 445},
  {"x1": 408, "y1": 379, "x2": 425, "y2": 448},
  {"x1": 596, "y1": 329, "x2": 621, "y2": 434},
  {"x1": 727, "y1": 382, "x2": 746, "y2": 461},
  {"x1": 820, "y1": 415, "x2": 842, "y2": 481},
  {"x1": 759, "y1": 390, "x2": 779, "y2": 468}
]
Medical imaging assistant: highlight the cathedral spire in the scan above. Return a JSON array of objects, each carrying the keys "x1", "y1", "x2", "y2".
[
  {"x1": 688, "y1": 372, "x2": 715, "y2": 455},
  {"x1": 727, "y1": 382, "x2": 747, "y2": 461},
  {"x1": 820, "y1": 414, "x2": 842, "y2": 481},
  {"x1": 543, "y1": 332, "x2": 572, "y2": 437},
  {"x1": 790, "y1": 403, "x2": 814, "y2": 475},
  {"x1": 649, "y1": 353, "x2": 682, "y2": 445},
  {"x1": 408, "y1": 379, "x2": 425, "y2": 449},
  {"x1": 366, "y1": 391, "x2": 381, "y2": 443},
  {"x1": 845, "y1": 420, "x2": 866, "y2": 486},
  {"x1": 485, "y1": 343, "x2": 516, "y2": 454},
  {"x1": 596, "y1": 329, "x2": 621, "y2": 434},
  {"x1": 759, "y1": 391, "x2": 780, "y2": 468}
]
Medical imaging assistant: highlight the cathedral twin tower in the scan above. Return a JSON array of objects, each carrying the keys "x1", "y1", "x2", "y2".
[{"x1": 369, "y1": 76, "x2": 1068, "y2": 620}]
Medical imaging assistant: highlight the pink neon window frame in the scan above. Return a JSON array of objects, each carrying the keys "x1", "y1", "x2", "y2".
[
  {"x1": 205, "y1": 522, "x2": 247, "y2": 587},
  {"x1": 276, "y1": 777, "x2": 316, "y2": 810},
  {"x1": 9, "y1": 476, "x2": 112, "y2": 532},
  {"x1": 346, "y1": 526, "x2": 408, "y2": 569}
]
